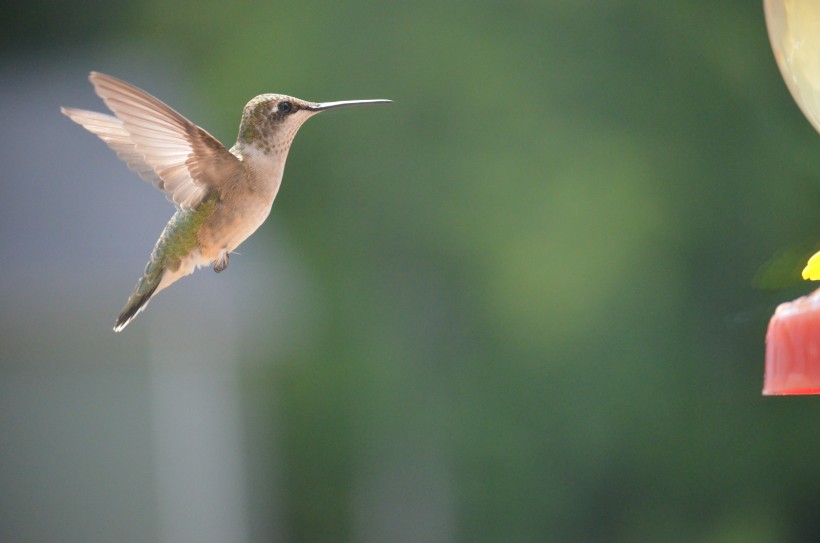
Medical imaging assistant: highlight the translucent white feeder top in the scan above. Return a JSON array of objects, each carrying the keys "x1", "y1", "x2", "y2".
[{"x1": 765, "y1": 0, "x2": 820, "y2": 134}]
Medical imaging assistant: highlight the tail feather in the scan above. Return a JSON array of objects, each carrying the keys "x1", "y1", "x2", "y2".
[{"x1": 113, "y1": 266, "x2": 165, "y2": 332}]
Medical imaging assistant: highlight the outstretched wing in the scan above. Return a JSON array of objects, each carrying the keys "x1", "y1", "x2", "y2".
[{"x1": 61, "y1": 72, "x2": 241, "y2": 210}]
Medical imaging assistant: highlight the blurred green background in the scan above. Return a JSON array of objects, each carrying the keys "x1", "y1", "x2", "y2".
[{"x1": 2, "y1": 0, "x2": 820, "y2": 542}]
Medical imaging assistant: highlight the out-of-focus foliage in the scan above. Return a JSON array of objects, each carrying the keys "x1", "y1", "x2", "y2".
[{"x1": 5, "y1": 0, "x2": 820, "y2": 541}]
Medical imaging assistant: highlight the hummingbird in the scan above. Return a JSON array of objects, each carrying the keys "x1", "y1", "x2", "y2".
[{"x1": 62, "y1": 72, "x2": 390, "y2": 332}]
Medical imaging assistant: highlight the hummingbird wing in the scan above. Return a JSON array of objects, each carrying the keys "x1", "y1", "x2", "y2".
[
  {"x1": 63, "y1": 72, "x2": 240, "y2": 210},
  {"x1": 60, "y1": 108, "x2": 167, "y2": 187}
]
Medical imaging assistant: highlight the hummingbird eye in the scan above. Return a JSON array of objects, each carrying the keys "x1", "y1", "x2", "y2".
[{"x1": 278, "y1": 101, "x2": 293, "y2": 113}]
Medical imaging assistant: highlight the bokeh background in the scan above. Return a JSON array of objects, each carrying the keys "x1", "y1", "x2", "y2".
[{"x1": 2, "y1": 1, "x2": 820, "y2": 541}]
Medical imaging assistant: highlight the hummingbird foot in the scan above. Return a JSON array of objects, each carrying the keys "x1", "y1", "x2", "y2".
[{"x1": 214, "y1": 251, "x2": 229, "y2": 273}]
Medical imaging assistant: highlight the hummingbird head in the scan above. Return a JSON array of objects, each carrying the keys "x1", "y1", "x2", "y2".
[{"x1": 236, "y1": 94, "x2": 391, "y2": 155}]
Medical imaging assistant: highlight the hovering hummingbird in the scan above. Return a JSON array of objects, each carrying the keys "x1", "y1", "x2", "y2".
[{"x1": 62, "y1": 72, "x2": 390, "y2": 332}]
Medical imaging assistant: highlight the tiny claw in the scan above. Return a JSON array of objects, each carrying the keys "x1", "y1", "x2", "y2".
[{"x1": 214, "y1": 251, "x2": 229, "y2": 273}]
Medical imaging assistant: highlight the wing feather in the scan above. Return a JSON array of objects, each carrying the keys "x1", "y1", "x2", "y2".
[
  {"x1": 60, "y1": 108, "x2": 165, "y2": 186},
  {"x1": 62, "y1": 72, "x2": 241, "y2": 210}
]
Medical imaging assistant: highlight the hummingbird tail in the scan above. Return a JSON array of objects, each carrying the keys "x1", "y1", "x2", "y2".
[{"x1": 113, "y1": 265, "x2": 165, "y2": 332}]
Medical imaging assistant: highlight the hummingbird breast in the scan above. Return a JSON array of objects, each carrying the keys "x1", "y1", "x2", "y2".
[
  {"x1": 198, "y1": 150, "x2": 285, "y2": 261},
  {"x1": 202, "y1": 194, "x2": 274, "y2": 257}
]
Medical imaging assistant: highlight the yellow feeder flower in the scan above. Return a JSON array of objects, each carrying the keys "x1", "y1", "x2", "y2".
[{"x1": 803, "y1": 251, "x2": 820, "y2": 281}]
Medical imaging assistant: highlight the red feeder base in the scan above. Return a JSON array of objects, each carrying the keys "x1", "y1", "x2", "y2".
[{"x1": 764, "y1": 288, "x2": 820, "y2": 395}]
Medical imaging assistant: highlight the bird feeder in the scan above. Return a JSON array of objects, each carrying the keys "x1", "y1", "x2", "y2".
[{"x1": 763, "y1": 0, "x2": 820, "y2": 395}]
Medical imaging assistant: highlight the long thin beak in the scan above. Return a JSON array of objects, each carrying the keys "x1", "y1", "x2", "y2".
[{"x1": 306, "y1": 99, "x2": 392, "y2": 112}]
